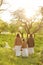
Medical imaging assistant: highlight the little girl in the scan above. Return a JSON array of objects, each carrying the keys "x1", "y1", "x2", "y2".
[{"x1": 22, "y1": 39, "x2": 28, "y2": 57}]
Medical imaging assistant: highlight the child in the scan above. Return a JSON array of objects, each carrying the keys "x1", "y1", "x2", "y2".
[
  {"x1": 22, "y1": 39, "x2": 28, "y2": 57},
  {"x1": 27, "y1": 34, "x2": 34, "y2": 54},
  {"x1": 14, "y1": 34, "x2": 22, "y2": 56}
]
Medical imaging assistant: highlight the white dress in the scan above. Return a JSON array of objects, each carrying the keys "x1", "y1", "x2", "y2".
[
  {"x1": 22, "y1": 48, "x2": 28, "y2": 57},
  {"x1": 14, "y1": 46, "x2": 21, "y2": 56},
  {"x1": 28, "y1": 47, "x2": 34, "y2": 54}
]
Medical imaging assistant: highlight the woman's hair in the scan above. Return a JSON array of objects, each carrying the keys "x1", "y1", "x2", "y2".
[
  {"x1": 16, "y1": 34, "x2": 20, "y2": 37},
  {"x1": 23, "y1": 38, "x2": 25, "y2": 41},
  {"x1": 30, "y1": 34, "x2": 32, "y2": 37}
]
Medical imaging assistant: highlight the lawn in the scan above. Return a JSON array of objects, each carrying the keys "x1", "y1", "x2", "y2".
[{"x1": 0, "y1": 34, "x2": 43, "y2": 65}]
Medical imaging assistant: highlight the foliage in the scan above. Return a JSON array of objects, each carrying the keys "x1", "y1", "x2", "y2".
[
  {"x1": 0, "y1": 34, "x2": 43, "y2": 65},
  {"x1": 11, "y1": 7, "x2": 43, "y2": 38},
  {"x1": 0, "y1": 19, "x2": 8, "y2": 33}
]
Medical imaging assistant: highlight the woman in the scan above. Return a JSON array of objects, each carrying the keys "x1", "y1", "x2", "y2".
[
  {"x1": 22, "y1": 39, "x2": 28, "y2": 57},
  {"x1": 27, "y1": 34, "x2": 34, "y2": 55},
  {"x1": 14, "y1": 34, "x2": 22, "y2": 56}
]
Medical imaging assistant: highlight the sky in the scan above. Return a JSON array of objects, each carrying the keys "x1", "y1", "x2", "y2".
[{"x1": 0, "y1": 0, "x2": 43, "y2": 23}]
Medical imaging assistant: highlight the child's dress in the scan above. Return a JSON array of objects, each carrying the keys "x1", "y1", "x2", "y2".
[
  {"x1": 22, "y1": 41, "x2": 28, "y2": 57},
  {"x1": 15, "y1": 45, "x2": 21, "y2": 56}
]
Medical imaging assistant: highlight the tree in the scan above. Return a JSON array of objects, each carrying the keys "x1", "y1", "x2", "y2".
[
  {"x1": 0, "y1": 19, "x2": 8, "y2": 33},
  {"x1": 9, "y1": 22, "x2": 19, "y2": 33},
  {"x1": 40, "y1": 6, "x2": 43, "y2": 27},
  {"x1": 0, "y1": 0, "x2": 9, "y2": 13},
  {"x1": 0, "y1": 0, "x2": 3, "y2": 6},
  {"x1": 32, "y1": 6, "x2": 43, "y2": 34},
  {"x1": 11, "y1": 8, "x2": 31, "y2": 38},
  {"x1": 11, "y1": 7, "x2": 43, "y2": 38}
]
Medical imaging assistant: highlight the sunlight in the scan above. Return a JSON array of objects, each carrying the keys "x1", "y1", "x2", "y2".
[
  {"x1": 25, "y1": 8, "x2": 36, "y2": 18},
  {"x1": 0, "y1": 0, "x2": 43, "y2": 23},
  {"x1": 1, "y1": 11, "x2": 12, "y2": 23}
]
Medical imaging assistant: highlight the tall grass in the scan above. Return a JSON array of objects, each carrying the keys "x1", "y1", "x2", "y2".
[{"x1": 0, "y1": 34, "x2": 43, "y2": 65}]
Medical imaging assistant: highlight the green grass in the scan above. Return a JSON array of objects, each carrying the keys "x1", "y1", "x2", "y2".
[
  {"x1": 0, "y1": 34, "x2": 43, "y2": 65},
  {"x1": 0, "y1": 34, "x2": 15, "y2": 47}
]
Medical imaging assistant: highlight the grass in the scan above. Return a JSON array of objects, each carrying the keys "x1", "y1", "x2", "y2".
[
  {"x1": 0, "y1": 34, "x2": 43, "y2": 65},
  {"x1": 0, "y1": 34, "x2": 15, "y2": 47}
]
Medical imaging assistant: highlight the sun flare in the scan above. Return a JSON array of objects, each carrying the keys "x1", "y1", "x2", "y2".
[
  {"x1": 1, "y1": 11, "x2": 12, "y2": 23},
  {"x1": 0, "y1": 0, "x2": 43, "y2": 23}
]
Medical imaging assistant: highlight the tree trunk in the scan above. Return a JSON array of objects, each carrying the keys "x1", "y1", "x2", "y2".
[
  {"x1": 21, "y1": 33, "x2": 23, "y2": 38},
  {"x1": 27, "y1": 33, "x2": 28, "y2": 39}
]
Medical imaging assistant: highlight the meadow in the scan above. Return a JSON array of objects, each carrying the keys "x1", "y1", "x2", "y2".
[{"x1": 0, "y1": 34, "x2": 43, "y2": 65}]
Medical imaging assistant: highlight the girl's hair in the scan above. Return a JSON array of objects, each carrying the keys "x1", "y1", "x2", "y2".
[
  {"x1": 16, "y1": 34, "x2": 20, "y2": 37},
  {"x1": 23, "y1": 38, "x2": 25, "y2": 41},
  {"x1": 30, "y1": 34, "x2": 32, "y2": 37}
]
